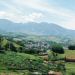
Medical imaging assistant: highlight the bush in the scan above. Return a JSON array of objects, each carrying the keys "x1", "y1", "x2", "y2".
[
  {"x1": 51, "y1": 44, "x2": 64, "y2": 54},
  {"x1": 0, "y1": 45, "x2": 5, "y2": 53},
  {"x1": 68, "y1": 45, "x2": 75, "y2": 50},
  {"x1": 5, "y1": 42, "x2": 17, "y2": 52},
  {"x1": 2, "y1": 52, "x2": 48, "y2": 74}
]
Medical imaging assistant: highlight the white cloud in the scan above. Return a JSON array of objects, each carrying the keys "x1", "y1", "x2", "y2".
[
  {"x1": 1, "y1": 0, "x2": 75, "y2": 29},
  {"x1": 1, "y1": 0, "x2": 75, "y2": 19},
  {"x1": 59, "y1": 19, "x2": 75, "y2": 30},
  {"x1": 0, "y1": 11, "x2": 5, "y2": 16},
  {"x1": 13, "y1": 0, "x2": 75, "y2": 18},
  {"x1": 0, "y1": 11, "x2": 44, "y2": 23},
  {"x1": 24, "y1": 13, "x2": 44, "y2": 22}
]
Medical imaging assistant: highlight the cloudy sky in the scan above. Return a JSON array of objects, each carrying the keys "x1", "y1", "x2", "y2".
[{"x1": 0, "y1": 0, "x2": 75, "y2": 30}]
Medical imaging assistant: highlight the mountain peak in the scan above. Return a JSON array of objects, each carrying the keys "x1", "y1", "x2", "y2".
[{"x1": 0, "y1": 19, "x2": 75, "y2": 37}]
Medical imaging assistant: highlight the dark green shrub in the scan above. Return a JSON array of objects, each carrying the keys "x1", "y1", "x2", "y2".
[
  {"x1": 0, "y1": 45, "x2": 5, "y2": 53},
  {"x1": 68, "y1": 45, "x2": 75, "y2": 50},
  {"x1": 51, "y1": 44, "x2": 64, "y2": 54}
]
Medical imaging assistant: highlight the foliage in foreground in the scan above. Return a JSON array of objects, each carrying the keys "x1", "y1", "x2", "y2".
[
  {"x1": 0, "y1": 51, "x2": 48, "y2": 74},
  {"x1": 0, "y1": 51, "x2": 66, "y2": 74}
]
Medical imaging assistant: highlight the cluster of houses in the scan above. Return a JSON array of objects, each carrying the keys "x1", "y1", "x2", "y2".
[{"x1": 23, "y1": 40, "x2": 50, "y2": 53}]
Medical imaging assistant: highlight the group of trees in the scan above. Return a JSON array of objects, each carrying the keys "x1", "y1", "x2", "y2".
[
  {"x1": 51, "y1": 44, "x2": 64, "y2": 54},
  {"x1": 0, "y1": 37, "x2": 65, "y2": 54},
  {"x1": 0, "y1": 35, "x2": 75, "y2": 55},
  {"x1": 0, "y1": 37, "x2": 20, "y2": 53},
  {"x1": 51, "y1": 44, "x2": 75, "y2": 54},
  {"x1": 0, "y1": 37, "x2": 47, "y2": 54},
  {"x1": 68, "y1": 45, "x2": 75, "y2": 50}
]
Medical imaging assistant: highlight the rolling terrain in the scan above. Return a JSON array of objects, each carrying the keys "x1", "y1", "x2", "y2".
[{"x1": 0, "y1": 19, "x2": 75, "y2": 38}]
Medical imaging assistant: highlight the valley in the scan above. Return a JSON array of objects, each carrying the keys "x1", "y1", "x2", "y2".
[{"x1": 0, "y1": 32, "x2": 74, "y2": 75}]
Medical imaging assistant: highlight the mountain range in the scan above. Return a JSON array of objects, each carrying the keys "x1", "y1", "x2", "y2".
[{"x1": 0, "y1": 19, "x2": 75, "y2": 38}]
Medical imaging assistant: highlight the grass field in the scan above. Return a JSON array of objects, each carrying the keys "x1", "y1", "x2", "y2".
[
  {"x1": 65, "y1": 50, "x2": 75, "y2": 58},
  {"x1": 65, "y1": 62, "x2": 75, "y2": 75},
  {"x1": 65, "y1": 50, "x2": 75, "y2": 75}
]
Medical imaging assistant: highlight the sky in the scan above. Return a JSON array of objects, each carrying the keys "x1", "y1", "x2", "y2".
[{"x1": 0, "y1": 0, "x2": 75, "y2": 30}]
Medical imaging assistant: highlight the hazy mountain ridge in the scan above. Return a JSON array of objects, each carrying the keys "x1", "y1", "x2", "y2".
[{"x1": 0, "y1": 19, "x2": 75, "y2": 37}]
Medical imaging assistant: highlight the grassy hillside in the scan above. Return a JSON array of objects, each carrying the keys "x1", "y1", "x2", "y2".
[{"x1": 0, "y1": 51, "x2": 47, "y2": 75}]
